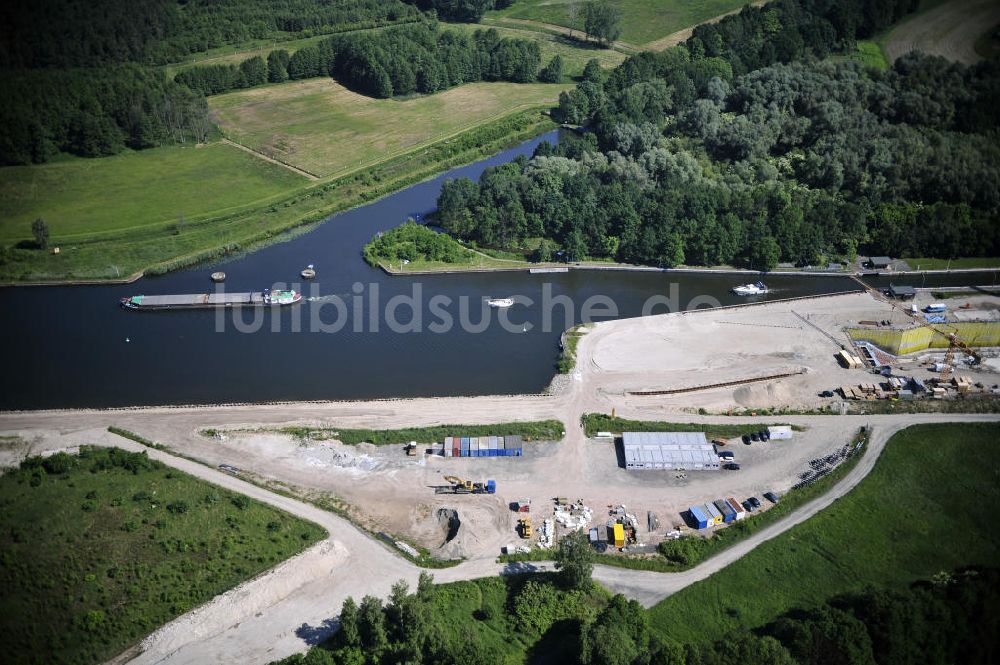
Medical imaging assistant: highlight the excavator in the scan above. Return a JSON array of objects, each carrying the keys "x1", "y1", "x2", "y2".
[{"x1": 435, "y1": 475, "x2": 497, "y2": 495}]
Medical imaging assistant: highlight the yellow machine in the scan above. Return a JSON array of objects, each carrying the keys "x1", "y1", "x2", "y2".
[
  {"x1": 518, "y1": 516, "x2": 533, "y2": 539},
  {"x1": 444, "y1": 475, "x2": 472, "y2": 491},
  {"x1": 437, "y1": 475, "x2": 497, "y2": 495}
]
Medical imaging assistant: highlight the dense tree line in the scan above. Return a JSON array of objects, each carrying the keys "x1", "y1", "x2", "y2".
[
  {"x1": 0, "y1": 0, "x2": 424, "y2": 68},
  {"x1": 176, "y1": 22, "x2": 544, "y2": 99},
  {"x1": 0, "y1": 65, "x2": 209, "y2": 164},
  {"x1": 271, "y1": 565, "x2": 1000, "y2": 665},
  {"x1": 402, "y1": 0, "x2": 509, "y2": 24},
  {"x1": 434, "y1": 0, "x2": 1000, "y2": 267}
]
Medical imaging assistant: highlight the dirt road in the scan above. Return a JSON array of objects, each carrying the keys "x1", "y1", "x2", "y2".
[{"x1": 883, "y1": 0, "x2": 1000, "y2": 65}]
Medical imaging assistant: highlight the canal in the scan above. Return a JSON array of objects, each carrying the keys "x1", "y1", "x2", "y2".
[{"x1": 2, "y1": 130, "x2": 995, "y2": 409}]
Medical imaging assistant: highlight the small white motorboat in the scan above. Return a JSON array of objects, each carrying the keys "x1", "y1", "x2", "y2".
[
  {"x1": 731, "y1": 281, "x2": 768, "y2": 296},
  {"x1": 487, "y1": 297, "x2": 515, "y2": 308},
  {"x1": 301, "y1": 264, "x2": 316, "y2": 279}
]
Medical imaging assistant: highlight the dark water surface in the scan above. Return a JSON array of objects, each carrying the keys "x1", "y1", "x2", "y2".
[{"x1": 2, "y1": 130, "x2": 995, "y2": 409}]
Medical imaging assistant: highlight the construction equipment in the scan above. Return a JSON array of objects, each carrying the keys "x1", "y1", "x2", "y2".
[
  {"x1": 436, "y1": 475, "x2": 496, "y2": 494},
  {"x1": 939, "y1": 333, "x2": 981, "y2": 383},
  {"x1": 518, "y1": 516, "x2": 533, "y2": 539},
  {"x1": 405, "y1": 441, "x2": 418, "y2": 456}
]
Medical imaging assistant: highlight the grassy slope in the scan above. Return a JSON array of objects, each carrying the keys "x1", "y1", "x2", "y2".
[
  {"x1": 0, "y1": 447, "x2": 326, "y2": 665},
  {"x1": 210, "y1": 79, "x2": 571, "y2": 178},
  {"x1": 0, "y1": 142, "x2": 304, "y2": 244},
  {"x1": 488, "y1": 0, "x2": 748, "y2": 46},
  {"x1": 648, "y1": 422, "x2": 1000, "y2": 644}
]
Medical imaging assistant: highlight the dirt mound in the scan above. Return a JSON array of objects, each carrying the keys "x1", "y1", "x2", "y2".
[{"x1": 436, "y1": 508, "x2": 461, "y2": 545}]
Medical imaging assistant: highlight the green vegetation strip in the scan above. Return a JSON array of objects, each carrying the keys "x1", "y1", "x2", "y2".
[
  {"x1": 649, "y1": 422, "x2": 1000, "y2": 644},
  {"x1": 580, "y1": 414, "x2": 800, "y2": 441},
  {"x1": 931, "y1": 289, "x2": 1000, "y2": 299},
  {"x1": 107, "y1": 425, "x2": 168, "y2": 450},
  {"x1": 0, "y1": 446, "x2": 326, "y2": 665},
  {"x1": 558, "y1": 325, "x2": 589, "y2": 373},
  {"x1": 276, "y1": 420, "x2": 565, "y2": 445}
]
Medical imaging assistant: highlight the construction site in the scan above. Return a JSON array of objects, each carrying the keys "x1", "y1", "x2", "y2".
[{"x1": 3, "y1": 286, "x2": 1000, "y2": 663}]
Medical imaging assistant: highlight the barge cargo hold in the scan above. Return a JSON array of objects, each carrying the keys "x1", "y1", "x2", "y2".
[{"x1": 121, "y1": 289, "x2": 301, "y2": 310}]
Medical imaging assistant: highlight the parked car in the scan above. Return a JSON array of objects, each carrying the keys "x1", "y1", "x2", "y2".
[
  {"x1": 750, "y1": 432, "x2": 760, "y2": 442},
  {"x1": 723, "y1": 463, "x2": 741, "y2": 471},
  {"x1": 819, "y1": 390, "x2": 835, "y2": 398},
  {"x1": 759, "y1": 430, "x2": 770, "y2": 441},
  {"x1": 742, "y1": 500, "x2": 756, "y2": 512},
  {"x1": 763, "y1": 491, "x2": 780, "y2": 504},
  {"x1": 712, "y1": 439, "x2": 728, "y2": 446},
  {"x1": 718, "y1": 451, "x2": 735, "y2": 461},
  {"x1": 742, "y1": 434, "x2": 752, "y2": 445},
  {"x1": 747, "y1": 496, "x2": 761, "y2": 509}
]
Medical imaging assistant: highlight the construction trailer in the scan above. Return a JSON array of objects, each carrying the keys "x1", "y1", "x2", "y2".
[
  {"x1": 767, "y1": 426, "x2": 793, "y2": 440},
  {"x1": 689, "y1": 505, "x2": 711, "y2": 529},
  {"x1": 714, "y1": 499, "x2": 737, "y2": 524},
  {"x1": 621, "y1": 432, "x2": 720, "y2": 470},
  {"x1": 726, "y1": 497, "x2": 746, "y2": 521},
  {"x1": 705, "y1": 502, "x2": 724, "y2": 526}
]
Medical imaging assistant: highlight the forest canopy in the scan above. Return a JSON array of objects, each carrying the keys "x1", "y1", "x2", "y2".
[
  {"x1": 175, "y1": 23, "x2": 543, "y2": 99},
  {"x1": 435, "y1": 0, "x2": 1000, "y2": 268}
]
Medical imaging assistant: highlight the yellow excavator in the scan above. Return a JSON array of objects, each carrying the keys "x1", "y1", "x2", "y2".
[
  {"x1": 518, "y1": 516, "x2": 533, "y2": 538},
  {"x1": 436, "y1": 475, "x2": 497, "y2": 494}
]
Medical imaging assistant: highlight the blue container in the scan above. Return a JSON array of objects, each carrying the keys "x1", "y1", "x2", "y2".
[
  {"x1": 714, "y1": 499, "x2": 736, "y2": 523},
  {"x1": 688, "y1": 505, "x2": 710, "y2": 529}
]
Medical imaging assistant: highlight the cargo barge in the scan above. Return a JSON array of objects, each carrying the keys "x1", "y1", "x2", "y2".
[{"x1": 120, "y1": 289, "x2": 301, "y2": 311}]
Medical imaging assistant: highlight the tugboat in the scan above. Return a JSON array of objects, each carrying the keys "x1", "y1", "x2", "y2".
[{"x1": 731, "y1": 281, "x2": 768, "y2": 296}]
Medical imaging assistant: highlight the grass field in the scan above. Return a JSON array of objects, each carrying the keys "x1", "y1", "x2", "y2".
[
  {"x1": 488, "y1": 0, "x2": 748, "y2": 47},
  {"x1": 210, "y1": 79, "x2": 571, "y2": 178},
  {"x1": 0, "y1": 446, "x2": 326, "y2": 665},
  {"x1": 905, "y1": 256, "x2": 1000, "y2": 270},
  {"x1": 446, "y1": 23, "x2": 626, "y2": 77},
  {"x1": 0, "y1": 142, "x2": 305, "y2": 245},
  {"x1": 648, "y1": 422, "x2": 1000, "y2": 644},
  {"x1": 0, "y1": 102, "x2": 555, "y2": 282},
  {"x1": 838, "y1": 40, "x2": 890, "y2": 69}
]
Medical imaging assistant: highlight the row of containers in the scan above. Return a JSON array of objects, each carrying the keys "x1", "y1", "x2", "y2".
[
  {"x1": 588, "y1": 523, "x2": 626, "y2": 550},
  {"x1": 688, "y1": 498, "x2": 746, "y2": 529},
  {"x1": 444, "y1": 435, "x2": 523, "y2": 458}
]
